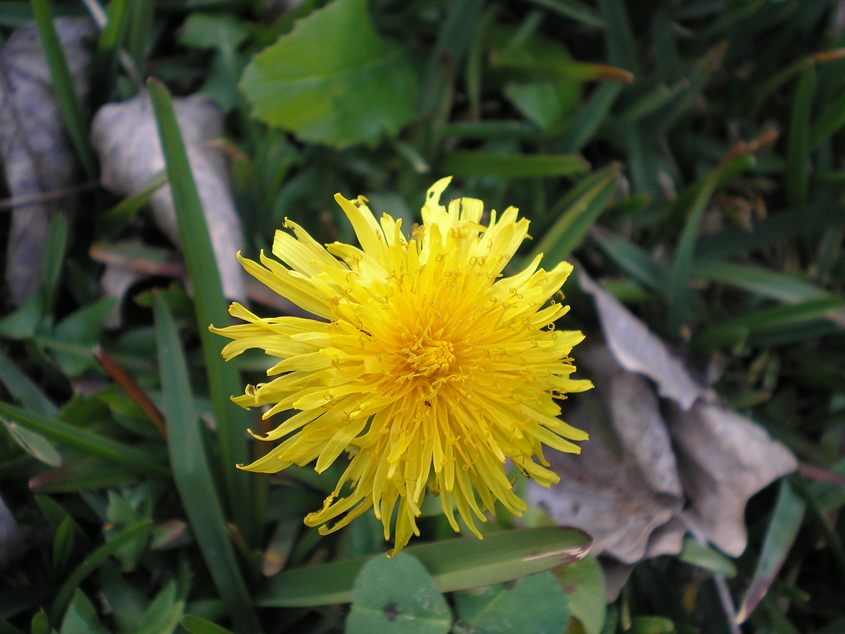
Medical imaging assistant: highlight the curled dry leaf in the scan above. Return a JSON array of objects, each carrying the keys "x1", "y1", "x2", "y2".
[
  {"x1": 667, "y1": 401, "x2": 797, "y2": 557},
  {"x1": 529, "y1": 268, "x2": 797, "y2": 597},
  {"x1": 577, "y1": 267, "x2": 705, "y2": 410},
  {"x1": 528, "y1": 345, "x2": 684, "y2": 566},
  {"x1": 91, "y1": 92, "x2": 245, "y2": 301},
  {"x1": 0, "y1": 18, "x2": 95, "y2": 305}
]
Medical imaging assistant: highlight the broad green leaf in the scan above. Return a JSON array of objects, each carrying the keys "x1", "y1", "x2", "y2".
[
  {"x1": 491, "y1": 27, "x2": 583, "y2": 130},
  {"x1": 58, "y1": 590, "x2": 108, "y2": 634},
  {"x1": 259, "y1": 527, "x2": 591, "y2": 607},
  {"x1": 0, "y1": 401, "x2": 168, "y2": 477},
  {"x1": 346, "y1": 553, "x2": 451, "y2": 634},
  {"x1": 439, "y1": 151, "x2": 589, "y2": 178},
  {"x1": 736, "y1": 479, "x2": 806, "y2": 624},
  {"x1": 148, "y1": 78, "x2": 256, "y2": 539},
  {"x1": 454, "y1": 572, "x2": 569, "y2": 634},
  {"x1": 51, "y1": 299, "x2": 116, "y2": 377},
  {"x1": 556, "y1": 556, "x2": 606, "y2": 634},
  {"x1": 153, "y1": 295, "x2": 259, "y2": 634},
  {"x1": 241, "y1": 0, "x2": 418, "y2": 147},
  {"x1": 180, "y1": 13, "x2": 248, "y2": 110}
]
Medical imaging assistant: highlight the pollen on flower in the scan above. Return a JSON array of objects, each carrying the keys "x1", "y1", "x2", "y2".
[{"x1": 211, "y1": 177, "x2": 592, "y2": 554}]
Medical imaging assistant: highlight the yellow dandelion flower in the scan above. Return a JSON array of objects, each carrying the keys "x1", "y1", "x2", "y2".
[{"x1": 212, "y1": 177, "x2": 592, "y2": 554}]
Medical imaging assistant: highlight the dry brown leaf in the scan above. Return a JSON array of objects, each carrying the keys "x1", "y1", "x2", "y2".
[
  {"x1": 667, "y1": 401, "x2": 797, "y2": 557},
  {"x1": 578, "y1": 267, "x2": 705, "y2": 410},
  {"x1": 0, "y1": 18, "x2": 94, "y2": 305},
  {"x1": 90, "y1": 92, "x2": 245, "y2": 301},
  {"x1": 528, "y1": 345, "x2": 684, "y2": 565},
  {"x1": 530, "y1": 268, "x2": 797, "y2": 595}
]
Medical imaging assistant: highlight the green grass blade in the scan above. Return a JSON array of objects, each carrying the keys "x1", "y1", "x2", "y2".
[
  {"x1": 786, "y1": 64, "x2": 815, "y2": 206},
  {"x1": 153, "y1": 294, "x2": 259, "y2": 634},
  {"x1": 597, "y1": 0, "x2": 638, "y2": 73},
  {"x1": 809, "y1": 88, "x2": 845, "y2": 149},
  {"x1": 148, "y1": 78, "x2": 256, "y2": 537},
  {"x1": 527, "y1": 0, "x2": 604, "y2": 28},
  {"x1": 439, "y1": 151, "x2": 589, "y2": 178},
  {"x1": 259, "y1": 527, "x2": 591, "y2": 607},
  {"x1": 49, "y1": 519, "x2": 153, "y2": 623},
  {"x1": 0, "y1": 349, "x2": 58, "y2": 415},
  {"x1": 667, "y1": 155, "x2": 754, "y2": 333},
  {"x1": 691, "y1": 261, "x2": 845, "y2": 326},
  {"x1": 696, "y1": 205, "x2": 845, "y2": 260},
  {"x1": 0, "y1": 401, "x2": 169, "y2": 476},
  {"x1": 30, "y1": 0, "x2": 96, "y2": 177},
  {"x1": 691, "y1": 297, "x2": 845, "y2": 352},
  {"x1": 736, "y1": 480, "x2": 805, "y2": 624},
  {"x1": 126, "y1": 0, "x2": 154, "y2": 67},
  {"x1": 560, "y1": 83, "x2": 622, "y2": 152},
  {"x1": 591, "y1": 229, "x2": 666, "y2": 291},
  {"x1": 527, "y1": 166, "x2": 618, "y2": 264}
]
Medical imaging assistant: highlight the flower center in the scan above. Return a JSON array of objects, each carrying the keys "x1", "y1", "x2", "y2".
[{"x1": 405, "y1": 337, "x2": 455, "y2": 377}]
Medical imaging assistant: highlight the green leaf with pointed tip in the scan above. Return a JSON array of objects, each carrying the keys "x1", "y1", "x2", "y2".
[
  {"x1": 153, "y1": 295, "x2": 259, "y2": 634},
  {"x1": 259, "y1": 527, "x2": 591, "y2": 607},
  {"x1": 58, "y1": 590, "x2": 108, "y2": 634},
  {"x1": 241, "y1": 0, "x2": 418, "y2": 147},
  {"x1": 347, "y1": 553, "x2": 451, "y2": 634},
  {"x1": 0, "y1": 401, "x2": 168, "y2": 477},
  {"x1": 135, "y1": 582, "x2": 184, "y2": 634},
  {"x1": 737, "y1": 480, "x2": 806, "y2": 624},
  {"x1": 181, "y1": 615, "x2": 234, "y2": 634},
  {"x1": 148, "y1": 77, "x2": 256, "y2": 541}
]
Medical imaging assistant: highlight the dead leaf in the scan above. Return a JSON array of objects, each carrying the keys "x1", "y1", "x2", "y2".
[
  {"x1": 667, "y1": 401, "x2": 797, "y2": 557},
  {"x1": 528, "y1": 345, "x2": 684, "y2": 565},
  {"x1": 578, "y1": 267, "x2": 706, "y2": 410},
  {"x1": 0, "y1": 18, "x2": 95, "y2": 305},
  {"x1": 90, "y1": 92, "x2": 246, "y2": 301},
  {"x1": 530, "y1": 268, "x2": 797, "y2": 597}
]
